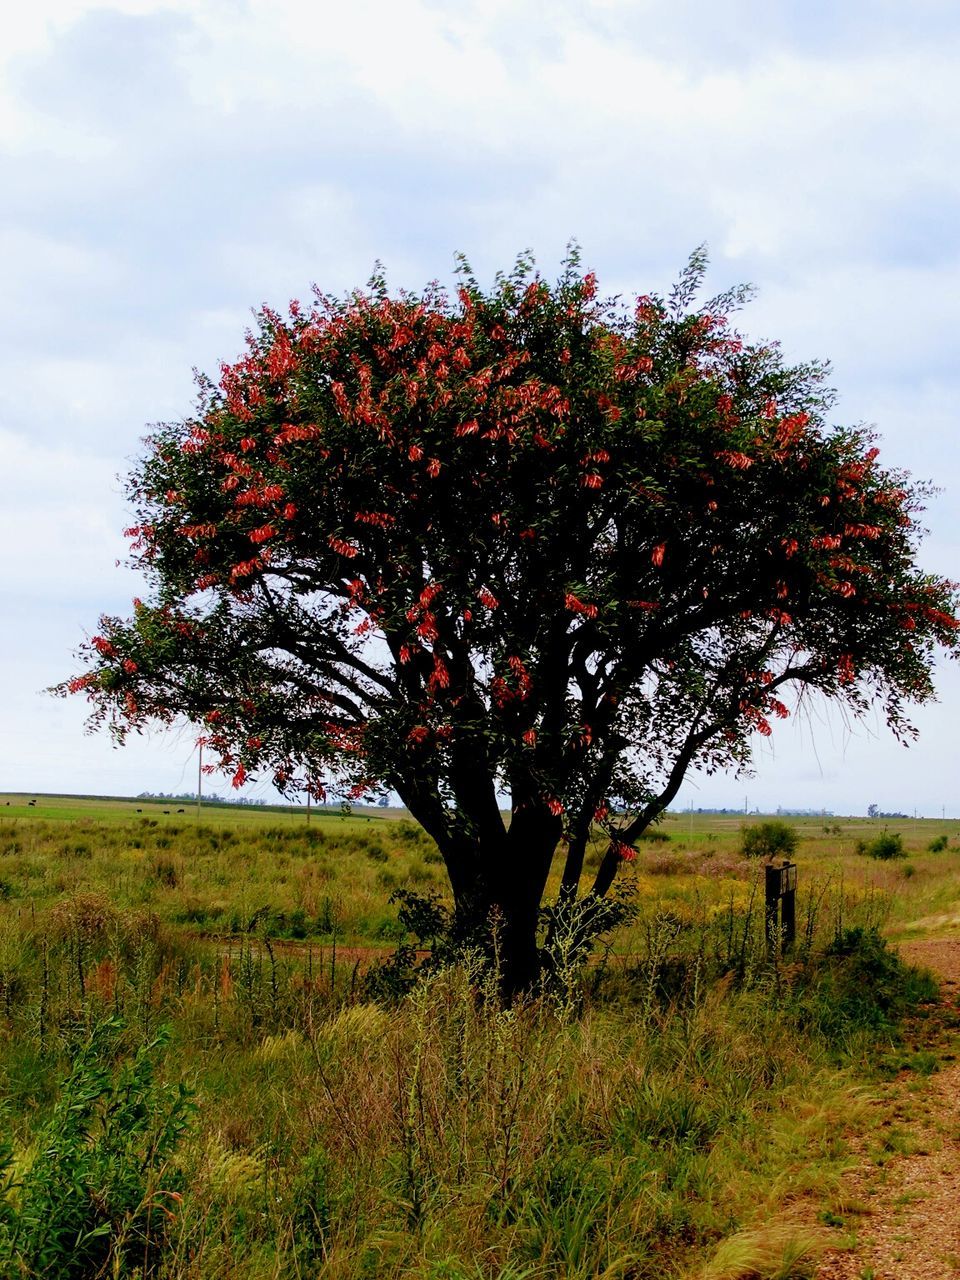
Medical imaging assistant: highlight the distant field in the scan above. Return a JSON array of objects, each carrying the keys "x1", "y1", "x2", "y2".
[
  {"x1": 0, "y1": 791, "x2": 395, "y2": 827},
  {"x1": 1, "y1": 794, "x2": 959, "y2": 947}
]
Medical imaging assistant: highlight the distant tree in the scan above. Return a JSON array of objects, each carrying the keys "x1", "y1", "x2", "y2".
[
  {"x1": 58, "y1": 249, "x2": 959, "y2": 993},
  {"x1": 867, "y1": 803, "x2": 879, "y2": 819},
  {"x1": 857, "y1": 831, "x2": 906, "y2": 860},
  {"x1": 741, "y1": 819, "x2": 798, "y2": 860}
]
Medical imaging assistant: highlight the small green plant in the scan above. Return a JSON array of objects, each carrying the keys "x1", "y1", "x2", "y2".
[
  {"x1": 799, "y1": 926, "x2": 938, "y2": 1039},
  {"x1": 741, "y1": 820, "x2": 798, "y2": 859},
  {"x1": 856, "y1": 831, "x2": 906, "y2": 860},
  {"x1": 0, "y1": 1019, "x2": 193, "y2": 1277},
  {"x1": 927, "y1": 834, "x2": 948, "y2": 852}
]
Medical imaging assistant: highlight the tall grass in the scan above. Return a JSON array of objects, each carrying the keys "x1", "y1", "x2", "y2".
[{"x1": 0, "y1": 809, "x2": 953, "y2": 1276}]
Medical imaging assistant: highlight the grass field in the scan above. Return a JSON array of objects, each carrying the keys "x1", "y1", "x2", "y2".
[{"x1": 0, "y1": 796, "x2": 957, "y2": 1278}]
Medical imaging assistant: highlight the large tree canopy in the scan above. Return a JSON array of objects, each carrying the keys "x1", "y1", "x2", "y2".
[{"x1": 62, "y1": 249, "x2": 959, "y2": 991}]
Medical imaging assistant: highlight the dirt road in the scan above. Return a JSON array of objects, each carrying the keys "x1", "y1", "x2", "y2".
[{"x1": 815, "y1": 938, "x2": 960, "y2": 1280}]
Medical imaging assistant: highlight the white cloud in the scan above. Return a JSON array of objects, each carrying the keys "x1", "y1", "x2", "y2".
[
  {"x1": 2, "y1": 0, "x2": 959, "y2": 803},
  {"x1": 0, "y1": 429, "x2": 133, "y2": 601}
]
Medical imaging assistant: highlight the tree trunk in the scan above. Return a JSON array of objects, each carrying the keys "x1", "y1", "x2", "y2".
[
  {"x1": 435, "y1": 811, "x2": 560, "y2": 999},
  {"x1": 492, "y1": 807, "x2": 561, "y2": 998}
]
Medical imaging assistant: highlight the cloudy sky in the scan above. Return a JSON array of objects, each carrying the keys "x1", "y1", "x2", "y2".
[{"x1": 3, "y1": 0, "x2": 959, "y2": 815}]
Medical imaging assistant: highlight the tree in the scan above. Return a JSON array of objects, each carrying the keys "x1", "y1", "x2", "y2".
[
  {"x1": 741, "y1": 820, "x2": 798, "y2": 859},
  {"x1": 59, "y1": 249, "x2": 959, "y2": 994}
]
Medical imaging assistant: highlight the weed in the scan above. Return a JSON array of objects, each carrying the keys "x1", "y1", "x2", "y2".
[{"x1": 0, "y1": 1019, "x2": 193, "y2": 1277}]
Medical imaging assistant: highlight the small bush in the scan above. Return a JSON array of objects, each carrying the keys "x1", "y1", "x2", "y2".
[
  {"x1": 0, "y1": 1020, "x2": 193, "y2": 1277},
  {"x1": 741, "y1": 820, "x2": 798, "y2": 859},
  {"x1": 644, "y1": 853, "x2": 691, "y2": 876},
  {"x1": 405, "y1": 860, "x2": 433, "y2": 884},
  {"x1": 928, "y1": 834, "x2": 948, "y2": 852},
  {"x1": 152, "y1": 854, "x2": 181, "y2": 888},
  {"x1": 857, "y1": 832, "x2": 906, "y2": 860},
  {"x1": 799, "y1": 927, "x2": 938, "y2": 1038}
]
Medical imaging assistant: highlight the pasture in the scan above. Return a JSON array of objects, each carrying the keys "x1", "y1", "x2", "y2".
[{"x1": 0, "y1": 797, "x2": 957, "y2": 1278}]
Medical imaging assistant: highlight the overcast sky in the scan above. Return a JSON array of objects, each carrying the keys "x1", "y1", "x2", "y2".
[{"x1": 3, "y1": 0, "x2": 959, "y2": 815}]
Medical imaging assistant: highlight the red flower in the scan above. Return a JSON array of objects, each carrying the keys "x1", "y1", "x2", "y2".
[
  {"x1": 428, "y1": 655, "x2": 450, "y2": 691},
  {"x1": 354, "y1": 511, "x2": 395, "y2": 527},
  {"x1": 417, "y1": 614, "x2": 438, "y2": 642},
  {"x1": 328, "y1": 537, "x2": 358, "y2": 558},
  {"x1": 716, "y1": 450, "x2": 753, "y2": 470},
  {"x1": 565, "y1": 593, "x2": 598, "y2": 619},
  {"x1": 230, "y1": 558, "x2": 261, "y2": 581}
]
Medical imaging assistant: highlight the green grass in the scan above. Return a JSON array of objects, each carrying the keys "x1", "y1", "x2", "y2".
[
  {"x1": 0, "y1": 791, "x2": 393, "y2": 825},
  {"x1": 0, "y1": 798, "x2": 956, "y2": 1278}
]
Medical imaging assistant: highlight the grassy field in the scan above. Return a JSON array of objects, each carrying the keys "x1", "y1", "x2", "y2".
[{"x1": 0, "y1": 797, "x2": 957, "y2": 1278}]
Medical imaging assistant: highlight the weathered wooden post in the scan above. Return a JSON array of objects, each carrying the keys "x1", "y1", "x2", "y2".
[
  {"x1": 765, "y1": 861, "x2": 797, "y2": 956},
  {"x1": 781, "y1": 860, "x2": 797, "y2": 952}
]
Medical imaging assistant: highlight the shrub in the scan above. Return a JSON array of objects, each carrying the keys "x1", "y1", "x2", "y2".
[
  {"x1": 741, "y1": 820, "x2": 798, "y2": 859},
  {"x1": 928, "y1": 834, "x2": 948, "y2": 852},
  {"x1": 857, "y1": 832, "x2": 906, "y2": 860},
  {"x1": 798, "y1": 927, "x2": 938, "y2": 1039},
  {"x1": 0, "y1": 1020, "x2": 193, "y2": 1277}
]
